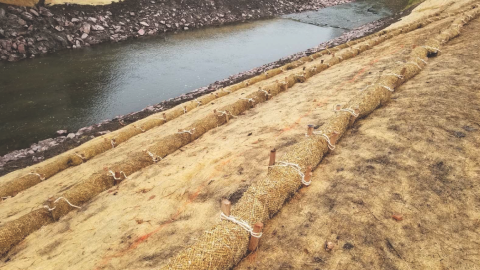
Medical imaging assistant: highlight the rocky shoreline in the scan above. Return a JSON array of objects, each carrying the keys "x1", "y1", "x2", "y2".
[
  {"x1": 0, "y1": 2, "x2": 417, "y2": 177},
  {"x1": 0, "y1": 0, "x2": 353, "y2": 62}
]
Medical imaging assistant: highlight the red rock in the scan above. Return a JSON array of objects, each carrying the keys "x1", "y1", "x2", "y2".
[
  {"x1": 17, "y1": 43, "x2": 26, "y2": 54},
  {"x1": 138, "y1": 29, "x2": 145, "y2": 35}
]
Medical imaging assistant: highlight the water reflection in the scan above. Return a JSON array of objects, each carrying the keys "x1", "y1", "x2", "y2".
[
  {"x1": 0, "y1": 0, "x2": 409, "y2": 155},
  {"x1": 0, "y1": 19, "x2": 342, "y2": 154}
]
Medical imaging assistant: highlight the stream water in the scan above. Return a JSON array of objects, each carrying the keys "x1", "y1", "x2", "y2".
[{"x1": 0, "y1": 0, "x2": 408, "y2": 155}]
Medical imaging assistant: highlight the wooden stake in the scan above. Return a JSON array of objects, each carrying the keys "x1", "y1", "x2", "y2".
[
  {"x1": 225, "y1": 110, "x2": 229, "y2": 122},
  {"x1": 304, "y1": 166, "x2": 312, "y2": 186},
  {"x1": 269, "y1": 149, "x2": 276, "y2": 166},
  {"x1": 284, "y1": 77, "x2": 288, "y2": 90},
  {"x1": 221, "y1": 199, "x2": 231, "y2": 216},
  {"x1": 163, "y1": 113, "x2": 167, "y2": 121},
  {"x1": 350, "y1": 108, "x2": 360, "y2": 126},
  {"x1": 248, "y1": 222, "x2": 264, "y2": 251},
  {"x1": 330, "y1": 131, "x2": 340, "y2": 146},
  {"x1": 307, "y1": 125, "x2": 314, "y2": 136}
]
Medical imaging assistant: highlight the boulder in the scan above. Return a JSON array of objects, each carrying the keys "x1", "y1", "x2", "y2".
[
  {"x1": 18, "y1": 19, "x2": 27, "y2": 26},
  {"x1": 21, "y1": 12, "x2": 34, "y2": 21},
  {"x1": 17, "y1": 43, "x2": 26, "y2": 54},
  {"x1": 29, "y1": 9, "x2": 39, "y2": 17},
  {"x1": 82, "y1": 23, "x2": 91, "y2": 34},
  {"x1": 92, "y1": 25, "x2": 104, "y2": 31},
  {"x1": 138, "y1": 29, "x2": 145, "y2": 35}
]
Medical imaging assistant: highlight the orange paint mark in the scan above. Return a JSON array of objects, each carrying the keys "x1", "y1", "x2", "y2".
[{"x1": 94, "y1": 180, "x2": 210, "y2": 270}]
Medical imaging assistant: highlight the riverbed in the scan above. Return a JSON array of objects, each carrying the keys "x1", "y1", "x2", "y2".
[{"x1": 0, "y1": 0, "x2": 407, "y2": 156}]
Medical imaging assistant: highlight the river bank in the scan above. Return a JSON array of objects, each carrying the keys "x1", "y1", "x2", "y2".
[
  {"x1": 0, "y1": 2, "x2": 416, "y2": 176},
  {"x1": 0, "y1": 0, "x2": 354, "y2": 62}
]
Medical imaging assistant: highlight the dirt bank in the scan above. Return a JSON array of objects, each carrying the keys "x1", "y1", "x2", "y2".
[
  {"x1": 0, "y1": 3, "x2": 417, "y2": 176},
  {"x1": 0, "y1": 0, "x2": 352, "y2": 62}
]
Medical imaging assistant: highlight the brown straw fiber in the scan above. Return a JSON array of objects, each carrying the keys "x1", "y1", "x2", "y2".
[
  {"x1": 0, "y1": 15, "x2": 403, "y2": 198},
  {"x1": 1, "y1": 3, "x2": 468, "y2": 199},
  {"x1": 0, "y1": 208, "x2": 53, "y2": 256},
  {"x1": 161, "y1": 8, "x2": 479, "y2": 269},
  {"x1": 0, "y1": 5, "x2": 476, "y2": 258}
]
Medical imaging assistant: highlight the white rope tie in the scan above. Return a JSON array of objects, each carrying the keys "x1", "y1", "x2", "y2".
[
  {"x1": 195, "y1": 99, "x2": 202, "y2": 107},
  {"x1": 43, "y1": 197, "x2": 81, "y2": 211},
  {"x1": 312, "y1": 132, "x2": 336, "y2": 150},
  {"x1": 2, "y1": 196, "x2": 11, "y2": 201},
  {"x1": 144, "y1": 150, "x2": 162, "y2": 163},
  {"x1": 422, "y1": 45, "x2": 441, "y2": 53},
  {"x1": 335, "y1": 106, "x2": 359, "y2": 117},
  {"x1": 217, "y1": 111, "x2": 237, "y2": 118},
  {"x1": 220, "y1": 212, "x2": 263, "y2": 238},
  {"x1": 183, "y1": 107, "x2": 187, "y2": 114},
  {"x1": 111, "y1": 139, "x2": 116, "y2": 148},
  {"x1": 380, "y1": 84, "x2": 394, "y2": 92},
  {"x1": 134, "y1": 125, "x2": 145, "y2": 132},
  {"x1": 108, "y1": 170, "x2": 128, "y2": 180},
  {"x1": 269, "y1": 161, "x2": 310, "y2": 186},
  {"x1": 417, "y1": 57, "x2": 427, "y2": 65},
  {"x1": 360, "y1": 84, "x2": 373, "y2": 91},
  {"x1": 74, "y1": 153, "x2": 85, "y2": 161},
  {"x1": 240, "y1": 98, "x2": 256, "y2": 104},
  {"x1": 406, "y1": 61, "x2": 422, "y2": 70},
  {"x1": 258, "y1": 89, "x2": 270, "y2": 97},
  {"x1": 383, "y1": 73, "x2": 404, "y2": 79},
  {"x1": 177, "y1": 128, "x2": 196, "y2": 135},
  {"x1": 28, "y1": 172, "x2": 45, "y2": 181}
]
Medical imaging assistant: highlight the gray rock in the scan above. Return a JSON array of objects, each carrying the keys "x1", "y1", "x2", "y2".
[
  {"x1": 56, "y1": 129, "x2": 68, "y2": 135},
  {"x1": 21, "y1": 12, "x2": 34, "y2": 21},
  {"x1": 92, "y1": 25, "x2": 105, "y2": 31},
  {"x1": 29, "y1": 9, "x2": 39, "y2": 17},
  {"x1": 140, "y1": 21, "x2": 149, "y2": 27},
  {"x1": 67, "y1": 133, "x2": 76, "y2": 139},
  {"x1": 71, "y1": 18, "x2": 80, "y2": 22},
  {"x1": 82, "y1": 23, "x2": 91, "y2": 34},
  {"x1": 81, "y1": 33, "x2": 88, "y2": 39}
]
